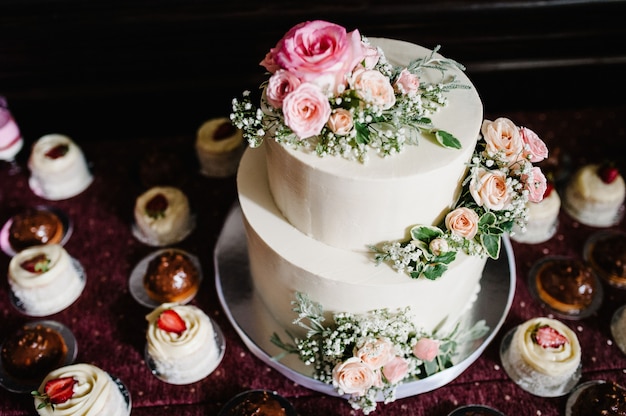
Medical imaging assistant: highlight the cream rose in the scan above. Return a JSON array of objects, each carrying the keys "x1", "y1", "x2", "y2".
[
  {"x1": 394, "y1": 68, "x2": 420, "y2": 96},
  {"x1": 355, "y1": 338, "x2": 395, "y2": 369},
  {"x1": 469, "y1": 167, "x2": 512, "y2": 211},
  {"x1": 429, "y1": 237, "x2": 449, "y2": 256},
  {"x1": 332, "y1": 357, "x2": 379, "y2": 396},
  {"x1": 327, "y1": 108, "x2": 354, "y2": 135},
  {"x1": 265, "y1": 69, "x2": 301, "y2": 108},
  {"x1": 520, "y1": 126, "x2": 548, "y2": 163},
  {"x1": 445, "y1": 207, "x2": 479, "y2": 239},
  {"x1": 413, "y1": 338, "x2": 440, "y2": 362},
  {"x1": 352, "y1": 68, "x2": 396, "y2": 110},
  {"x1": 523, "y1": 166, "x2": 548, "y2": 203},
  {"x1": 382, "y1": 356, "x2": 409, "y2": 384},
  {"x1": 481, "y1": 117, "x2": 524, "y2": 163},
  {"x1": 282, "y1": 82, "x2": 332, "y2": 139}
]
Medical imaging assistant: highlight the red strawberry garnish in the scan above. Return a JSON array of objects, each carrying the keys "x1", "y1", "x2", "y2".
[
  {"x1": 145, "y1": 193, "x2": 168, "y2": 218},
  {"x1": 532, "y1": 324, "x2": 568, "y2": 349},
  {"x1": 20, "y1": 254, "x2": 51, "y2": 273},
  {"x1": 543, "y1": 181, "x2": 555, "y2": 198},
  {"x1": 213, "y1": 121, "x2": 236, "y2": 141},
  {"x1": 45, "y1": 144, "x2": 69, "y2": 159},
  {"x1": 157, "y1": 309, "x2": 187, "y2": 335},
  {"x1": 33, "y1": 376, "x2": 77, "y2": 409},
  {"x1": 598, "y1": 163, "x2": 620, "y2": 184}
]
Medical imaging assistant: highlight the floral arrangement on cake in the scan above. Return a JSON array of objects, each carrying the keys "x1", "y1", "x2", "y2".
[
  {"x1": 230, "y1": 20, "x2": 470, "y2": 162},
  {"x1": 272, "y1": 292, "x2": 489, "y2": 414},
  {"x1": 372, "y1": 117, "x2": 549, "y2": 280}
]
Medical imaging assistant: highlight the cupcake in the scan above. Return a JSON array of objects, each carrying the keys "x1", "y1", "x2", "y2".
[
  {"x1": 28, "y1": 134, "x2": 93, "y2": 200},
  {"x1": 511, "y1": 183, "x2": 560, "y2": 244},
  {"x1": 500, "y1": 317, "x2": 581, "y2": 397},
  {"x1": 145, "y1": 303, "x2": 224, "y2": 385},
  {"x1": 133, "y1": 186, "x2": 194, "y2": 246},
  {"x1": 564, "y1": 163, "x2": 625, "y2": 227},
  {"x1": 8, "y1": 244, "x2": 85, "y2": 316},
  {"x1": 143, "y1": 249, "x2": 201, "y2": 304},
  {"x1": 195, "y1": 117, "x2": 245, "y2": 177},
  {"x1": 32, "y1": 363, "x2": 130, "y2": 416},
  {"x1": 0, "y1": 96, "x2": 24, "y2": 161},
  {"x1": 219, "y1": 390, "x2": 298, "y2": 416},
  {"x1": 585, "y1": 230, "x2": 626, "y2": 288},
  {"x1": 567, "y1": 380, "x2": 626, "y2": 416},
  {"x1": 7, "y1": 207, "x2": 66, "y2": 252}
]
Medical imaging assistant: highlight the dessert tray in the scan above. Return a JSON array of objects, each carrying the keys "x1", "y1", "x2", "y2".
[{"x1": 215, "y1": 204, "x2": 516, "y2": 400}]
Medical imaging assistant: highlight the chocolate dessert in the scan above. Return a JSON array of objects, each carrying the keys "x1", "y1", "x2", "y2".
[
  {"x1": 225, "y1": 390, "x2": 290, "y2": 416},
  {"x1": 570, "y1": 381, "x2": 626, "y2": 415},
  {"x1": 8, "y1": 208, "x2": 63, "y2": 252},
  {"x1": 534, "y1": 257, "x2": 597, "y2": 314},
  {"x1": 587, "y1": 231, "x2": 626, "y2": 288},
  {"x1": 143, "y1": 250, "x2": 200, "y2": 303},
  {"x1": 1, "y1": 324, "x2": 67, "y2": 380}
]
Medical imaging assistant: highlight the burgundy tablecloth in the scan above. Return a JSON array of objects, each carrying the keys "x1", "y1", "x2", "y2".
[{"x1": 1, "y1": 106, "x2": 626, "y2": 416}]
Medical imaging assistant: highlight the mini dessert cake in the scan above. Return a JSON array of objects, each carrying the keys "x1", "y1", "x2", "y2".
[
  {"x1": 569, "y1": 380, "x2": 626, "y2": 416},
  {"x1": 0, "y1": 96, "x2": 24, "y2": 161},
  {"x1": 133, "y1": 186, "x2": 193, "y2": 246},
  {"x1": 585, "y1": 230, "x2": 626, "y2": 288},
  {"x1": 502, "y1": 317, "x2": 581, "y2": 397},
  {"x1": 33, "y1": 363, "x2": 130, "y2": 416},
  {"x1": 1, "y1": 323, "x2": 67, "y2": 381},
  {"x1": 220, "y1": 390, "x2": 297, "y2": 416},
  {"x1": 532, "y1": 257, "x2": 599, "y2": 316},
  {"x1": 145, "y1": 303, "x2": 222, "y2": 385},
  {"x1": 8, "y1": 244, "x2": 85, "y2": 316},
  {"x1": 28, "y1": 134, "x2": 93, "y2": 200},
  {"x1": 511, "y1": 183, "x2": 561, "y2": 244},
  {"x1": 196, "y1": 117, "x2": 245, "y2": 177},
  {"x1": 7, "y1": 207, "x2": 64, "y2": 252},
  {"x1": 564, "y1": 163, "x2": 625, "y2": 227},
  {"x1": 143, "y1": 249, "x2": 200, "y2": 304}
]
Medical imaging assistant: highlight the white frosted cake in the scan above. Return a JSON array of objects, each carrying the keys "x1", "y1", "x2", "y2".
[
  {"x1": 230, "y1": 20, "x2": 547, "y2": 412},
  {"x1": 145, "y1": 303, "x2": 222, "y2": 385},
  {"x1": 33, "y1": 363, "x2": 130, "y2": 416},
  {"x1": 8, "y1": 244, "x2": 85, "y2": 316}
]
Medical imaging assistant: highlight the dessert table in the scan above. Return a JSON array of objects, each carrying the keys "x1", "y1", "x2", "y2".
[{"x1": 1, "y1": 104, "x2": 626, "y2": 416}]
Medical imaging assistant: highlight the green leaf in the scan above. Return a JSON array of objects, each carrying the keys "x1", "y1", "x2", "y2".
[
  {"x1": 435, "y1": 130, "x2": 462, "y2": 149},
  {"x1": 481, "y1": 233, "x2": 501, "y2": 259},
  {"x1": 478, "y1": 211, "x2": 497, "y2": 227},
  {"x1": 434, "y1": 251, "x2": 456, "y2": 264},
  {"x1": 410, "y1": 225, "x2": 444, "y2": 242},
  {"x1": 423, "y1": 357, "x2": 440, "y2": 376},
  {"x1": 355, "y1": 122, "x2": 370, "y2": 145},
  {"x1": 422, "y1": 263, "x2": 448, "y2": 280}
]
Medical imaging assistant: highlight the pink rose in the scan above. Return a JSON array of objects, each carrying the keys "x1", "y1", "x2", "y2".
[
  {"x1": 429, "y1": 237, "x2": 449, "y2": 256},
  {"x1": 327, "y1": 108, "x2": 354, "y2": 135},
  {"x1": 332, "y1": 357, "x2": 380, "y2": 396},
  {"x1": 362, "y1": 43, "x2": 381, "y2": 69},
  {"x1": 382, "y1": 356, "x2": 409, "y2": 384},
  {"x1": 270, "y1": 20, "x2": 367, "y2": 94},
  {"x1": 469, "y1": 168, "x2": 512, "y2": 211},
  {"x1": 523, "y1": 166, "x2": 547, "y2": 203},
  {"x1": 445, "y1": 207, "x2": 479, "y2": 240},
  {"x1": 481, "y1": 118, "x2": 524, "y2": 163},
  {"x1": 355, "y1": 338, "x2": 395, "y2": 369},
  {"x1": 259, "y1": 50, "x2": 280, "y2": 73},
  {"x1": 413, "y1": 338, "x2": 440, "y2": 362},
  {"x1": 265, "y1": 69, "x2": 301, "y2": 108},
  {"x1": 520, "y1": 126, "x2": 548, "y2": 163},
  {"x1": 394, "y1": 69, "x2": 420, "y2": 96},
  {"x1": 282, "y1": 83, "x2": 331, "y2": 139},
  {"x1": 352, "y1": 68, "x2": 396, "y2": 110}
]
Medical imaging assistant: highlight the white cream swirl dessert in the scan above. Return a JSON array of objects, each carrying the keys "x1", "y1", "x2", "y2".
[
  {"x1": 8, "y1": 244, "x2": 85, "y2": 316},
  {"x1": 33, "y1": 363, "x2": 130, "y2": 416},
  {"x1": 504, "y1": 317, "x2": 581, "y2": 396},
  {"x1": 512, "y1": 185, "x2": 561, "y2": 244},
  {"x1": 133, "y1": 186, "x2": 193, "y2": 246},
  {"x1": 145, "y1": 303, "x2": 221, "y2": 384}
]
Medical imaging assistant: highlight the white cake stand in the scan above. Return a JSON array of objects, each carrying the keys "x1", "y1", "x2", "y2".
[{"x1": 214, "y1": 204, "x2": 515, "y2": 400}]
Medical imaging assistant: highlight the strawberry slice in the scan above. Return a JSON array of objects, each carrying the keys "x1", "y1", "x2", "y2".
[
  {"x1": 543, "y1": 181, "x2": 555, "y2": 198},
  {"x1": 145, "y1": 193, "x2": 168, "y2": 219},
  {"x1": 598, "y1": 163, "x2": 620, "y2": 184},
  {"x1": 34, "y1": 376, "x2": 77, "y2": 408},
  {"x1": 45, "y1": 144, "x2": 69, "y2": 159},
  {"x1": 20, "y1": 254, "x2": 51, "y2": 273},
  {"x1": 157, "y1": 309, "x2": 187, "y2": 334},
  {"x1": 532, "y1": 324, "x2": 568, "y2": 349},
  {"x1": 213, "y1": 121, "x2": 236, "y2": 141}
]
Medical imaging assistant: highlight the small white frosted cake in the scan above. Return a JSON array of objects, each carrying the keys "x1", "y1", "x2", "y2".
[
  {"x1": 133, "y1": 186, "x2": 193, "y2": 246},
  {"x1": 0, "y1": 98, "x2": 24, "y2": 161},
  {"x1": 145, "y1": 303, "x2": 221, "y2": 385},
  {"x1": 504, "y1": 317, "x2": 581, "y2": 396},
  {"x1": 564, "y1": 163, "x2": 625, "y2": 227},
  {"x1": 8, "y1": 244, "x2": 85, "y2": 316},
  {"x1": 28, "y1": 134, "x2": 93, "y2": 200},
  {"x1": 512, "y1": 186, "x2": 561, "y2": 244},
  {"x1": 196, "y1": 117, "x2": 245, "y2": 177},
  {"x1": 33, "y1": 363, "x2": 130, "y2": 416}
]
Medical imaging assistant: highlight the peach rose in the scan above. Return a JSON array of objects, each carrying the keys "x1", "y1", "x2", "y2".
[
  {"x1": 352, "y1": 68, "x2": 396, "y2": 110},
  {"x1": 259, "y1": 50, "x2": 280, "y2": 73},
  {"x1": 332, "y1": 357, "x2": 379, "y2": 396},
  {"x1": 523, "y1": 166, "x2": 547, "y2": 203},
  {"x1": 520, "y1": 126, "x2": 548, "y2": 163},
  {"x1": 445, "y1": 207, "x2": 479, "y2": 240},
  {"x1": 429, "y1": 237, "x2": 449, "y2": 256},
  {"x1": 481, "y1": 118, "x2": 524, "y2": 163},
  {"x1": 265, "y1": 69, "x2": 301, "y2": 108},
  {"x1": 282, "y1": 83, "x2": 332, "y2": 139},
  {"x1": 327, "y1": 108, "x2": 354, "y2": 135},
  {"x1": 355, "y1": 338, "x2": 395, "y2": 369},
  {"x1": 394, "y1": 69, "x2": 420, "y2": 96},
  {"x1": 469, "y1": 168, "x2": 512, "y2": 211},
  {"x1": 413, "y1": 338, "x2": 440, "y2": 362},
  {"x1": 270, "y1": 20, "x2": 367, "y2": 94},
  {"x1": 382, "y1": 356, "x2": 409, "y2": 384}
]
